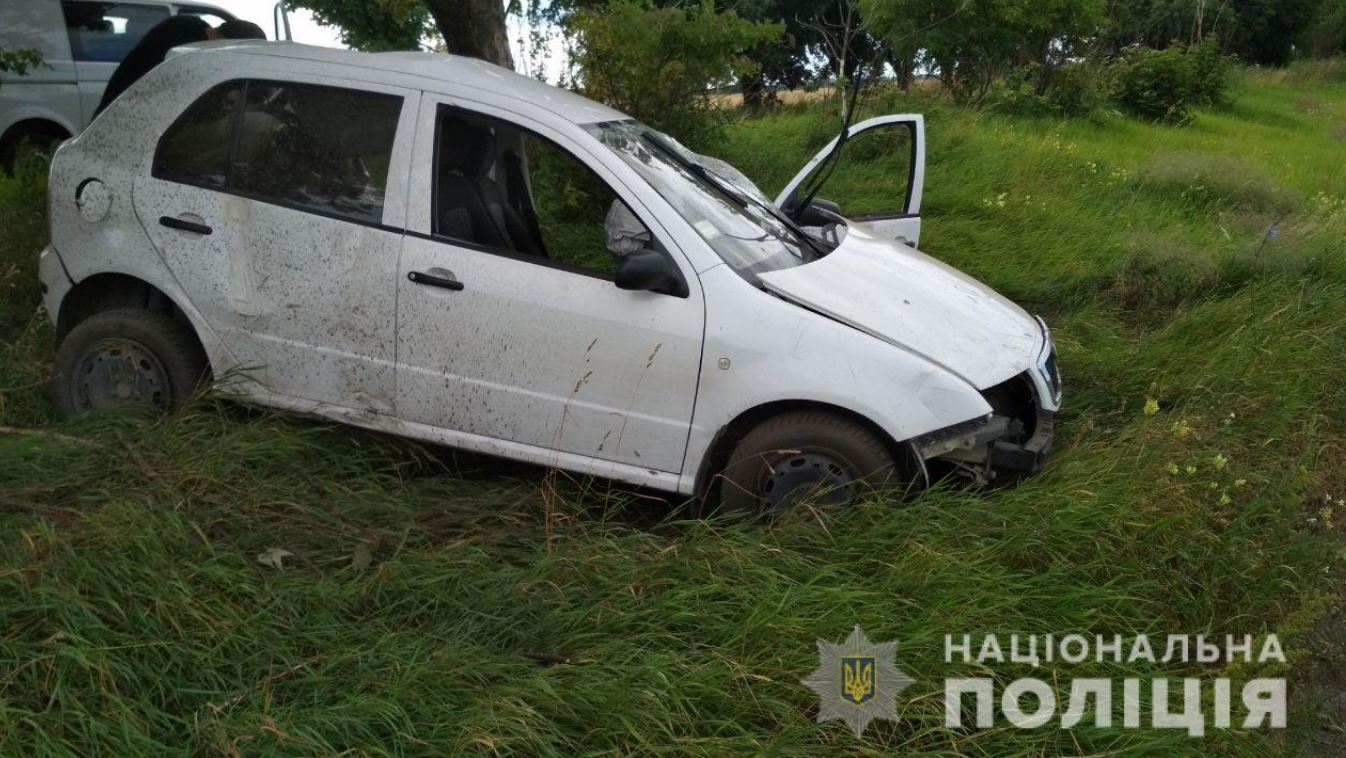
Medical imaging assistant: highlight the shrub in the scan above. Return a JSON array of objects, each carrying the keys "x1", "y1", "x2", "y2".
[
  {"x1": 1109, "y1": 43, "x2": 1231, "y2": 123},
  {"x1": 568, "y1": 0, "x2": 781, "y2": 148},
  {"x1": 990, "y1": 62, "x2": 1104, "y2": 119}
]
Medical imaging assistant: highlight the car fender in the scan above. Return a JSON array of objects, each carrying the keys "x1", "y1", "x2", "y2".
[{"x1": 679, "y1": 264, "x2": 993, "y2": 493}]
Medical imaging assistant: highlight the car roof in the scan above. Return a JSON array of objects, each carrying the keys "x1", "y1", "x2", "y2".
[{"x1": 172, "y1": 40, "x2": 629, "y2": 125}]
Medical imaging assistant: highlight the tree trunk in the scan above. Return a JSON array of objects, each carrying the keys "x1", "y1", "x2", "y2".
[{"x1": 424, "y1": 0, "x2": 514, "y2": 69}]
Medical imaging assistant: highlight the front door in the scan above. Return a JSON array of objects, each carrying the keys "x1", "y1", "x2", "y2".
[
  {"x1": 133, "y1": 76, "x2": 415, "y2": 411},
  {"x1": 395, "y1": 97, "x2": 704, "y2": 474},
  {"x1": 775, "y1": 114, "x2": 926, "y2": 247}
]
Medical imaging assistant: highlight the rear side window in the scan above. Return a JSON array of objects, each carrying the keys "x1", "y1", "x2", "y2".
[
  {"x1": 233, "y1": 83, "x2": 401, "y2": 224},
  {"x1": 152, "y1": 80, "x2": 403, "y2": 225},
  {"x1": 153, "y1": 81, "x2": 243, "y2": 189},
  {"x1": 61, "y1": 1, "x2": 171, "y2": 62}
]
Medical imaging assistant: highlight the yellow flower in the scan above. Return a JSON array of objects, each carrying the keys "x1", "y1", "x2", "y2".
[
  {"x1": 1219, "y1": 493, "x2": 1232, "y2": 506},
  {"x1": 1212, "y1": 454, "x2": 1228, "y2": 471},
  {"x1": 1143, "y1": 398, "x2": 1160, "y2": 417},
  {"x1": 1185, "y1": 465, "x2": 1198, "y2": 475},
  {"x1": 1234, "y1": 478, "x2": 1247, "y2": 488},
  {"x1": 1165, "y1": 462, "x2": 1180, "y2": 476}
]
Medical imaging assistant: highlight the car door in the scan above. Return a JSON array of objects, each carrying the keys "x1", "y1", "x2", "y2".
[
  {"x1": 394, "y1": 96, "x2": 704, "y2": 475},
  {"x1": 133, "y1": 76, "x2": 416, "y2": 412},
  {"x1": 775, "y1": 114, "x2": 925, "y2": 247}
]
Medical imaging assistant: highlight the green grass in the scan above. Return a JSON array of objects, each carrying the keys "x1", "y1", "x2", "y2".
[{"x1": 4, "y1": 67, "x2": 1346, "y2": 755}]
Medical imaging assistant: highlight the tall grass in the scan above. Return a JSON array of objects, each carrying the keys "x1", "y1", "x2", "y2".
[{"x1": 2, "y1": 68, "x2": 1346, "y2": 755}]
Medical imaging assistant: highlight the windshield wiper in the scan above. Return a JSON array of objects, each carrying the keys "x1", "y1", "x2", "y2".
[{"x1": 640, "y1": 132, "x2": 829, "y2": 259}]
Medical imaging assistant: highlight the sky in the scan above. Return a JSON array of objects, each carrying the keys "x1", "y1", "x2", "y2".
[
  {"x1": 210, "y1": 0, "x2": 345, "y2": 48},
  {"x1": 211, "y1": 1, "x2": 569, "y2": 82}
]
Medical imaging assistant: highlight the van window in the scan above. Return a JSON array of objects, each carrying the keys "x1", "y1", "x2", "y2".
[
  {"x1": 61, "y1": 1, "x2": 172, "y2": 62},
  {"x1": 231, "y1": 82, "x2": 402, "y2": 224}
]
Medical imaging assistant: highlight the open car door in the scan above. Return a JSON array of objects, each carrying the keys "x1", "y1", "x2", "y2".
[{"x1": 774, "y1": 114, "x2": 925, "y2": 247}]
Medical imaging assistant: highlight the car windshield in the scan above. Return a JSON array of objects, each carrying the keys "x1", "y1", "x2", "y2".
[{"x1": 585, "y1": 120, "x2": 818, "y2": 282}]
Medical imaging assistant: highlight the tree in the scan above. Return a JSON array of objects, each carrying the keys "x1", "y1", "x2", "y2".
[
  {"x1": 287, "y1": 0, "x2": 513, "y2": 66},
  {"x1": 568, "y1": 0, "x2": 780, "y2": 144}
]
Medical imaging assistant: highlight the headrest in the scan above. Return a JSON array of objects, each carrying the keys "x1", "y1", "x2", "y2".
[{"x1": 438, "y1": 116, "x2": 495, "y2": 179}]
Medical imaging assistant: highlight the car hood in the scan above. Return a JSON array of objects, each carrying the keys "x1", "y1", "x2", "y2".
[{"x1": 757, "y1": 224, "x2": 1042, "y2": 389}]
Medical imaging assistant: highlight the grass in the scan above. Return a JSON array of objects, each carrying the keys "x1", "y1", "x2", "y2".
[{"x1": 3, "y1": 67, "x2": 1346, "y2": 755}]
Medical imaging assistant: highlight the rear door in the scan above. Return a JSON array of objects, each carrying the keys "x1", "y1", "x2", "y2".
[
  {"x1": 775, "y1": 114, "x2": 925, "y2": 247},
  {"x1": 133, "y1": 75, "x2": 416, "y2": 411}
]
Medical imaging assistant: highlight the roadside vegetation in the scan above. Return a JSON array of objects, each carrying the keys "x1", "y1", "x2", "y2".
[{"x1": 4, "y1": 62, "x2": 1346, "y2": 755}]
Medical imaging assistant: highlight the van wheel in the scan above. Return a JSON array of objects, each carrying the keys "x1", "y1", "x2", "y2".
[
  {"x1": 716, "y1": 410, "x2": 911, "y2": 517},
  {"x1": 52, "y1": 309, "x2": 207, "y2": 418}
]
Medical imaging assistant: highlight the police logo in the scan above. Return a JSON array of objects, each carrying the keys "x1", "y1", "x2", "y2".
[{"x1": 803, "y1": 625, "x2": 913, "y2": 736}]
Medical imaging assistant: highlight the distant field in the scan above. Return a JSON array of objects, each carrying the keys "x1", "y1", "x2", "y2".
[{"x1": 3, "y1": 62, "x2": 1346, "y2": 755}]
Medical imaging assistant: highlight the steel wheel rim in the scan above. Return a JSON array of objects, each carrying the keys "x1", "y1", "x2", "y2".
[
  {"x1": 757, "y1": 448, "x2": 858, "y2": 514},
  {"x1": 72, "y1": 338, "x2": 170, "y2": 413}
]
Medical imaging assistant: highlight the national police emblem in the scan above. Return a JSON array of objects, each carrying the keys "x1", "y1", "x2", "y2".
[{"x1": 802, "y1": 625, "x2": 913, "y2": 737}]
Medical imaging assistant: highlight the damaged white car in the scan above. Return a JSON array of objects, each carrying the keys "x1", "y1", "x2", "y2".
[{"x1": 39, "y1": 41, "x2": 1060, "y2": 515}]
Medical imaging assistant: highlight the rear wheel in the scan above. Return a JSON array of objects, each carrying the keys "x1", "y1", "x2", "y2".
[
  {"x1": 715, "y1": 410, "x2": 917, "y2": 517},
  {"x1": 52, "y1": 309, "x2": 207, "y2": 417}
]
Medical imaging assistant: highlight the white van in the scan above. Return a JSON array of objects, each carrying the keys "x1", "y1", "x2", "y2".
[{"x1": 0, "y1": 0, "x2": 236, "y2": 172}]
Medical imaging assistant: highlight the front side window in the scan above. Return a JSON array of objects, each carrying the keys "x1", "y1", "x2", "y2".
[
  {"x1": 586, "y1": 120, "x2": 816, "y2": 283},
  {"x1": 152, "y1": 80, "x2": 402, "y2": 224},
  {"x1": 434, "y1": 106, "x2": 645, "y2": 278},
  {"x1": 61, "y1": 2, "x2": 171, "y2": 62}
]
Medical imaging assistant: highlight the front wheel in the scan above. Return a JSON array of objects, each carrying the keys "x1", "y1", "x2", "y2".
[
  {"x1": 52, "y1": 309, "x2": 208, "y2": 418},
  {"x1": 715, "y1": 410, "x2": 920, "y2": 518}
]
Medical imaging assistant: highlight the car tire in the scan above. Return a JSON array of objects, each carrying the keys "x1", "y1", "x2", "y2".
[
  {"x1": 715, "y1": 410, "x2": 913, "y2": 517},
  {"x1": 52, "y1": 308, "x2": 208, "y2": 418}
]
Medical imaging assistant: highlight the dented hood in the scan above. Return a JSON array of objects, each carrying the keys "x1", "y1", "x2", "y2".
[{"x1": 758, "y1": 224, "x2": 1042, "y2": 389}]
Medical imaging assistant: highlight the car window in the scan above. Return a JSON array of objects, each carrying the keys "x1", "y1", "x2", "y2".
[
  {"x1": 152, "y1": 80, "x2": 402, "y2": 224},
  {"x1": 61, "y1": 1, "x2": 171, "y2": 62},
  {"x1": 230, "y1": 82, "x2": 402, "y2": 224},
  {"x1": 433, "y1": 107, "x2": 639, "y2": 277},
  {"x1": 153, "y1": 80, "x2": 243, "y2": 189}
]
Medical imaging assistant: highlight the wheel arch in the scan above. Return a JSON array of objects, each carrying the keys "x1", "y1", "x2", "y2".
[
  {"x1": 692, "y1": 398, "x2": 928, "y2": 502},
  {"x1": 55, "y1": 273, "x2": 211, "y2": 375}
]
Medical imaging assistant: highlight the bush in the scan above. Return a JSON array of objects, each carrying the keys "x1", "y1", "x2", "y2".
[
  {"x1": 990, "y1": 62, "x2": 1104, "y2": 119},
  {"x1": 1108, "y1": 43, "x2": 1231, "y2": 123},
  {"x1": 568, "y1": 0, "x2": 781, "y2": 147}
]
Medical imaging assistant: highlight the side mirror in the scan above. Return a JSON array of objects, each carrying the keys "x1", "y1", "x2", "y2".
[
  {"x1": 793, "y1": 196, "x2": 841, "y2": 227},
  {"x1": 615, "y1": 249, "x2": 687, "y2": 297}
]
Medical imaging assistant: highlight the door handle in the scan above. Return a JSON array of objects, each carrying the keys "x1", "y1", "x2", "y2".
[
  {"x1": 159, "y1": 215, "x2": 212, "y2": 235},
  {"x1": 407, "y1": 270, "x2": 464, "y2": 291}
]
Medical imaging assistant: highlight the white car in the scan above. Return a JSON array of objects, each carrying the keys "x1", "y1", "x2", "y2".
[
  {"x1": 0, "y1": 0, "x2": 236, "y2": 172},
  {"x1": 39, "y1": 41, "x2": 1061, "y2": 515}
]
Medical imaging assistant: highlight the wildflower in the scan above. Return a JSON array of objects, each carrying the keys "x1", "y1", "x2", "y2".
[
  {"x1": 1212, "y1": 453, "x2": 1227, "y2": 471},
  {"x1": 1171, "y1": 420, "x2": 1192, "y2": 438},
  {"x1": 1234, "y1": 478, "x2": 1247, "y2": 489},
  {"x1": 1185, "y1": 465, "x2": 1198, "y2": 475},
  {"x1": 1219, "y1": 492, "x2": 1232, "y2": 506},
  {"x1": 1209, "y1": 481, "x2": 1219, "y2": 490},
  {"x1": 1143, "y1": 397, "x2": 1160, "y2": 417},
  {"x1": 1165, "y1": 462, "x2": 1180, "y2": 476}
]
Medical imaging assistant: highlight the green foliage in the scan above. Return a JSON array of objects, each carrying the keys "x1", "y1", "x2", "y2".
[
  {"x1": 568, "y1": 0, "x2": 781, "y2": 146},
  {"x1": 0, "y1": 47, "x2": 43, "y2": 96},
  {"x1": 863, "y1": 0, "x2": 1105, "y2": 103},
  {"x1": 283, "y1": 0, "x2": 428, "y2": 50},
  {"x1": 990, "y1": 62, "x2": 1105, "y2": 119},
  {"x1": 1109, "y1": 43, "x2": 1232, "y2": 123}
]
